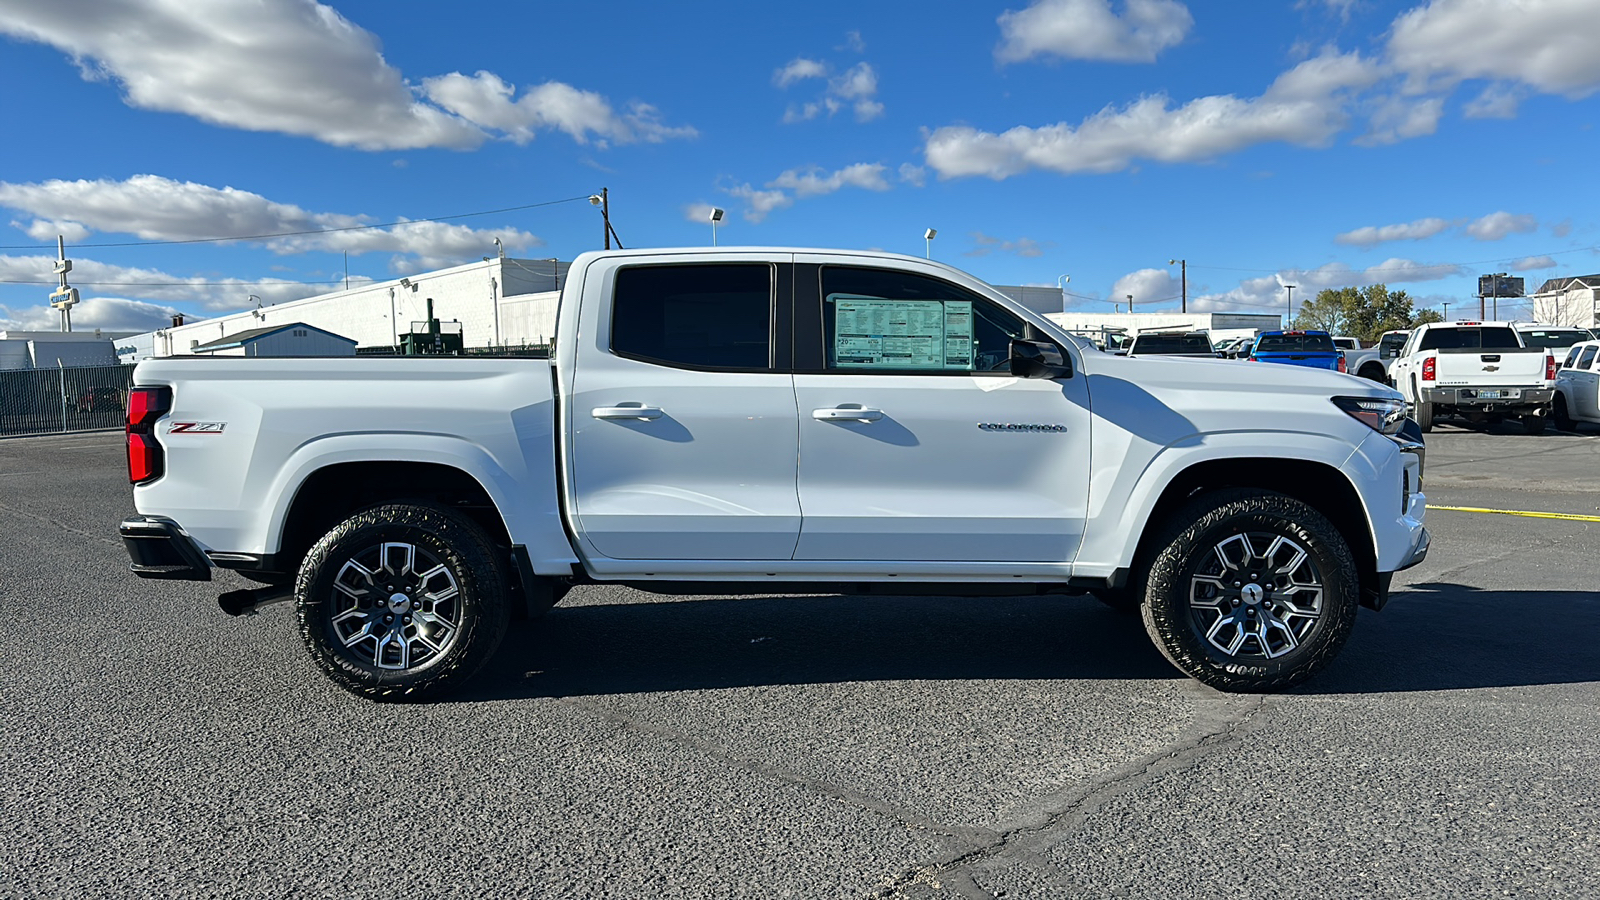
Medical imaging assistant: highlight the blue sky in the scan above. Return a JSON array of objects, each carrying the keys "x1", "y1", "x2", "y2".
[{"x1": 1, "y1": 0, "x2": 1597, "y2": 332}]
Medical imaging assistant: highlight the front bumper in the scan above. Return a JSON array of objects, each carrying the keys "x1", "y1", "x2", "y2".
[
  {"x1": 119, "y1": 515, "x2": 212, "y2": 581},
  {"x1": 1422, "y1": 386, "x2": 1553, "y2": 408}
]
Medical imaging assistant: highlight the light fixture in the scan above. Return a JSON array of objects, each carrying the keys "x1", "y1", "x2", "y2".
[
  {"x1": 588, "y1": 195, "x2": 603, "y2": 206},
  {"x1": 710, "y1": 207, "x2": 725, "y2": 246},
  {"x1": 399, "y1": 277, "x2": 412, "y2": 290}
]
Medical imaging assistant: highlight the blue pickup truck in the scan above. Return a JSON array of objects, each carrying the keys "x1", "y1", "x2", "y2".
[{"x1": 1246, "y1": 330, "x2": 1346, "y2": 372}]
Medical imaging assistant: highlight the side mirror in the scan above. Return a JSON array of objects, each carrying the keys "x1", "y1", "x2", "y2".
[{"x1": 1010, "y1": 339, "x2": 1073, "y2": 379}]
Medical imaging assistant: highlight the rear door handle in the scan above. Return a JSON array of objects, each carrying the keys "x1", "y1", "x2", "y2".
[
  {"x1": 812, "y1": 407, "x2": 883, "y2": 422},
  {"x1": 592, "y1": 405, "x2": 663, "y2": 420}
]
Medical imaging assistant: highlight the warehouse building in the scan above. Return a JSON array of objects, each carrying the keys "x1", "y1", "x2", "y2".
[{"x1": 125, "y1": 257, "x2": 564, "y2": 362}]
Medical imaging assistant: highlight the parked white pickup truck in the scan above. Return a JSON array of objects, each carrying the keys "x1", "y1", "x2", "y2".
[
  {"x1": 1332, "y1": 336, "x2": 1388, "y2": 383},
  {"x1": 1389, "y1": 321, "x2": 1557, "y2": 433},
  {"x1": 120, "y1": 247, "x2": 1429, "y2": 700}
]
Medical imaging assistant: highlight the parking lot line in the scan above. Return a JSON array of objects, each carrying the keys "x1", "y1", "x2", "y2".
[{"x1": 1429, "y1": 504, "x2": 1600, "y2": 523}]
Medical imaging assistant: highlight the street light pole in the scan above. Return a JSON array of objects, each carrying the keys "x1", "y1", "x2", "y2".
[
  {"x1": 1127, "y1": 293, "x2": 1134, "y2": 313},
  {"x1": 1284, "y1": 284, "x2": 1297, "y2": 326},
  {"x1": 1169, "y1": 258, "x2": 1186, "y2": 313},
  {"x1": 1443, "y1": 301, "x2": 1450, "y2": 321},
  {"x1": 924, "y1": 228, "x2": 937, "y2": 259}
]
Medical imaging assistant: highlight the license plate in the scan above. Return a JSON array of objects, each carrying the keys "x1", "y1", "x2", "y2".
[{"x1": 1478, "y1": 390, "x2": 1501, "y2": 399}]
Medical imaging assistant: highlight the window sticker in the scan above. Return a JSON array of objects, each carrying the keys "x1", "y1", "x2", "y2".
[{"x1": 829, "y1": 295, "x2": 974, "y2": 369}]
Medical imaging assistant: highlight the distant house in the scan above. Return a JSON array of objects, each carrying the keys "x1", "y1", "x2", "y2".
[
  {"x1": 189, "y1": 323, "x2": 357, "y2": 357},
  {"x1": 1529, "y1": 275, "x2": 1600, "y2": 328}
]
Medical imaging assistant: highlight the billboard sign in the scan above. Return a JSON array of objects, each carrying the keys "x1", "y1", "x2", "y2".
[{"x1": 1478, "y1": 274, "x2": 1524, "y2": 298}]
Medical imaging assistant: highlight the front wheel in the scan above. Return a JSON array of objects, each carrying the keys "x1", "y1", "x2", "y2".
[
  {"x1": 1416, "y1": 398, "x2": 1433, "y2": 432},
  {"x1": 1140, "y1": 490, "x2": 1358, "y2": 692},
  {"x1": 1553, "y1": 396, "x2": 1574, "y2": 432},
  {"x1": 295, "y1": 503, "x2": 510, "y2": 701}
]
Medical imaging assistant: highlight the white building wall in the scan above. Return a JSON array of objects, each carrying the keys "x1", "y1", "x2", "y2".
[
  {"x1": 1530, "y1": 286, "x2": 1599, "y2": 329},
  {"x1": 141, "y1": 258, "x2": 565, "y2": 358}
]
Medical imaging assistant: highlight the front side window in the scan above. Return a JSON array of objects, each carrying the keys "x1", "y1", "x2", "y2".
[
  {"x1": 611, "y1": 264, "x2": 772, "y2": 370},
  {"x1": 819, "y1": 266, "x2": 1025, "y2": 373},
  {"x1": 1563, "y1": 346, "x2": 1583, "y2": 369}
]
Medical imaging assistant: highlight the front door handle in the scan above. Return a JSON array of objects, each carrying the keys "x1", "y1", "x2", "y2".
[
  {"x1": 592, "y1": 405, "x2": 664, "y2": 420},
  {"x1": 812, "y1": 407, "x2": 884, "y2": 422}
]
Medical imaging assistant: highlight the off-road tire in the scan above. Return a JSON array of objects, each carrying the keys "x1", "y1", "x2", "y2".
[
  {"x1": 1140, "y1": 489, "x2": 1358, "y2": 692},
  {"x1": 295, "y1": 503, "x2": 509, "y2": 701}
]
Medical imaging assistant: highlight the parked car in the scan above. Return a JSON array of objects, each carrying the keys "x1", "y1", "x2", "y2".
[
  {"x1": 1389, "y1": 321, "x2": 1556, "y2": 433},
  {"x1": 1124, "y1": 331, "x2": 1218, "y2": 358},
  {"x1": 119, "y1": 246, "x2": 1427, "y2": 700},
  {"x1": 1246, "y1": 331, "x2": 1345, "y2": 372},
  {"x1": 1515, "y1": 325, "x2": 1591, "y2": 356},
  {"x1": 1553, "y1": 340, "x2": 1600, "y2": 430}
]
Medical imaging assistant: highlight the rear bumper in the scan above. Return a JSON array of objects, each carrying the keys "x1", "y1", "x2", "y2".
[
  {"x1": 1421, "y1": 387, "x2": 1553, "y2": 408},
  {"x1": 119, "y1": 515, "x2": 212, "y2": 581}
]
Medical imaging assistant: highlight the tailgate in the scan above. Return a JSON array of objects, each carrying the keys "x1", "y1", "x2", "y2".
[{"x1": 1434, "y1": 348, "x2": 1546, "y2": 385}]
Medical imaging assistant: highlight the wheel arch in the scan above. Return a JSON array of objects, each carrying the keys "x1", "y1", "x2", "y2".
[{"x1": 1129, "y1": 457, "x2": 1379, "y2": 608}]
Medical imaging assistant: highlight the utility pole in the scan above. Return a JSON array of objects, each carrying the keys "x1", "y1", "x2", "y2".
[
  {"x1": 1169, "y1": 259, "x2": 1186, "y2": 313},
  {"x1": 1126, "y1": 293, "x2": 1133, "y2": 313},
  {"x1": 49, "y1": 234, "x2": 79, "y2": 333}
]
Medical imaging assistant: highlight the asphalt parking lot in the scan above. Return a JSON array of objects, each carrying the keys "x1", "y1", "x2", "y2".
[{"x1": 3, "y1": 426, "x2": 1598, "y2": 899}]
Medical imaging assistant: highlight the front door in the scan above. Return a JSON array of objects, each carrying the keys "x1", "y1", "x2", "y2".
[
  {"x1": 568, "y1": 258, "x2": 801, "y2": 560},
  {"x1": 790, "y1": 260, "x2": 1092, "y2": 562}
]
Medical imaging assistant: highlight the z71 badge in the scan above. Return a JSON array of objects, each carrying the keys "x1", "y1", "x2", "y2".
[{"x1": 168, "y1": 422, "x2": 226, "y2": 434}]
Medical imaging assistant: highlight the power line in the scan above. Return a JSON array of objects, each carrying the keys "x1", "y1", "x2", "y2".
[
  {"x1": 0, "y1": 278, "x2": 347, "y2": 286},
  {"x1": 1189, "y1": 242, "x2": 1600, "y2": 276},
  {"x1": 0, "y1": 194, "x2": 591, "y2": 250}
]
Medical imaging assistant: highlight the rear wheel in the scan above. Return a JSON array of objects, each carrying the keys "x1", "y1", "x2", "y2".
[
  {"x1": 1522, "y1": 413, "x2": 1549, "y2": 435},
  {"x1": 1416, "y1": 398, "x2": 1433, "y2": 433},
  {"x1": 1553, "y1": 396, "x2": 1574, "y2": 431},
  {"x1": 1357, "y1": 363, "x2": 1386, "y2": 383},
  {"x1": 1140, "y1": 490, "x2": 1358, "y2": 692},
  {"x1": 295, "y1": 503, "x2": 510, "y2": 701}
]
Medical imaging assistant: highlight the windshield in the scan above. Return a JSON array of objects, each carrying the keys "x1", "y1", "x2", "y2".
[
  {"x1": 1255, "y1": 333, "x2": 1336, "y2": 353},
  {"x1": 1416, "y1": 326, "x2": 1522, "y2": 351},
  {"x1": 1517, "y1": 329, "x2": 1590, "y2": 349},
  {"x1": 1132, "y1": 334, "x2": 1212, "y2": 354}
]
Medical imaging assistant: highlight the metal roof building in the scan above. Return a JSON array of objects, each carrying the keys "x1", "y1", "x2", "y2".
[{"x1": 189, "y1": 323, "x2": 357, "y2": 357}]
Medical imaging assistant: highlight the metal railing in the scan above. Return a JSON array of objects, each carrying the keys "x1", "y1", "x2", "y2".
[{"x1": 0, "y1": 364, "x2": 134, "y2": 437}]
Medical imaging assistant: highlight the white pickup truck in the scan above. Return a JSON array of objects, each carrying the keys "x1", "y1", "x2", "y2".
[
  {"x1": 1389, "y1": 321, "x2": 1557, "y2": 433},
  {"x1": 120, "y1": 247, "x2": 1429, "y2": 700}
]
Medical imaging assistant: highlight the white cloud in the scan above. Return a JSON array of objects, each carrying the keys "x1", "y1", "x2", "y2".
[
  {"x1": 1388, "y1": 0, "x2": 1600, "y2": 99},
  {"x1": 1512, "y1": 255, "x2": 1557, "y2": 270},
  {"x1": 898, "y1": 164, "x2": 929, "y2": 187},
  {"x1": 1334, "y1": 217, "x2": 1452, "y2": 248},
  {"x1": 0, "y1": 253, "x2": 332, "y2": 310},
  {"x1": 1356, "y1": 95, "x2": 1445, "y2": 145},
  {"x1": 0, "y1": 0, "x2": 691, "y2": 150},
  {"x1": 1465, "y1": 211, "x2": 1537, "y2": 241},
  {"x1": 1463, "y1": 83, "x2": 1524, "y2": 118},
  {"x1": 1111, "y1": 268, "x2": 1179, "y2": 305},
  {"x1": 925, "y1": 51, "x2": 1375, "y2": 179},
  {"x1": 768, "y1": 163, "x2": 890, "y2": 197},
  {"x1": 0, "y1": 295, "x2": 193, "y2": 332},
  {"x1": 774, "y1": 58, "x2": 827, "y2": 88},
  {"x1": 1297, "y1": 0, "x2": 1363, "y2": 22},
  {"x1": 841, "y1": 30, "x2": 867, "y2": 53},
  {"x1": 723, "y1": 185, "x2": 793, "y2": 223},
  {"x1": 421, "y1": 72, "x2": 695, "y2": 146},
  {"x1": 777, "y1": 56, "x2": 885, "y2": 123},
  {"x1": 18, "y1": 219, "x2": 90, "y2": 243},
  {"x1": 0, "y1": 176, "x2": 539, "y2": 268},
  {"x1": 996, "y1": 0, "x2": 1193, "y2": 64},
  {"x1": 1191, "y1": 258, "x2": 1466, "y2": 313},
  {"x1": 966, "y1": 233, "x2": 1053, "y2": 258},
  {"x1": 682, "y1": 203, "x2": 723, "y2": 225}
]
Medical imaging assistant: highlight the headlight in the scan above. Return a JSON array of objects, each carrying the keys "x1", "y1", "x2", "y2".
[{"x1": 1332, "y1": 396, "x2": 1408, "y2": 435}]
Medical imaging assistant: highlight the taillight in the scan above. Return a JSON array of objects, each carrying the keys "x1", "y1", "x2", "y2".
[
  {"x1": 1337, "y1": 353, "x2": 1347, "y2": 373},
  {"x1": 127, "y1": 386, "x2": 171, "y2": 484},
  {"x1": 1421, "y1": 357, "x2": 1436, "y2": 381},
  {"x1": 1546, "y1": 353, "x2": 1558, "y2": 380}
]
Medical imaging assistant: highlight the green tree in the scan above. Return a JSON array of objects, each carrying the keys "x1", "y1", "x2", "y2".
[{"x1": 1291, "y1": 284, "x2": 1437, "y2": 343}]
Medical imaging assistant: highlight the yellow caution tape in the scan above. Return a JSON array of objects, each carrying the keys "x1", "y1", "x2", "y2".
[{"x1": 1429, "y1": 504, "x2": 1600, "y2": 523}]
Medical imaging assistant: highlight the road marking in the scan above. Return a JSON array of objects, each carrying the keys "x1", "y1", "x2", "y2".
[{"x1": 1430, "y1": 504, "x2": 1600, "y2": 523}]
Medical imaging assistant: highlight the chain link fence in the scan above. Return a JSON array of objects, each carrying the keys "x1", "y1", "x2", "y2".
[{"x1": 0, "y1": 364, "x2": 134, "y2": 437}]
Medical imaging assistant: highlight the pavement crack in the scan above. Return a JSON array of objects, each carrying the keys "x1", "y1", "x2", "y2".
[
  {"x1": 0, "y1": 501, "x2": 121, "y2": 547},
  {"x1": 868, "y1": 690, "x2": 1269, "y2": 898}
]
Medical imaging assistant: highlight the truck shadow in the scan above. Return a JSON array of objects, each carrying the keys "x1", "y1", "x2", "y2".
[
  {"x1": 462, "y1": 592, "x2": 1171, "y2": 702},
  {"x1": 457, "y1": 582, "x2": 1600, "y2": 702},
  {"x1": 1304, "y1": 583, "x2": 1600, "y2": 694}
]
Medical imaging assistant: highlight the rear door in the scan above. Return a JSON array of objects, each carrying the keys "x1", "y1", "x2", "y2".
[
  {"x1": 789, "y1": 258, "x2": 1092, "y2": 562},
  {"x1": 566, "y1": 255, "x2": 802, "y2": 561}
]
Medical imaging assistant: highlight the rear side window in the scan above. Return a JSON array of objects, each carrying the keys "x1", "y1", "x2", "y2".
[
  {"x1": 1416, "y1": 327, "x2": 1522, "y2": 352},
  {"x1": 1135, "y1": 334, "x2": 1212, "y2": 354},
  {"x1": 611, "y1": 264, "x2": 772, "y2": 370},
  {"x1": 1580, "y1": 346, "x2": 1599, "y2": 371},
  {"x1": 1256, "y1": 333, "x2": 1335, "y2": 353}
]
